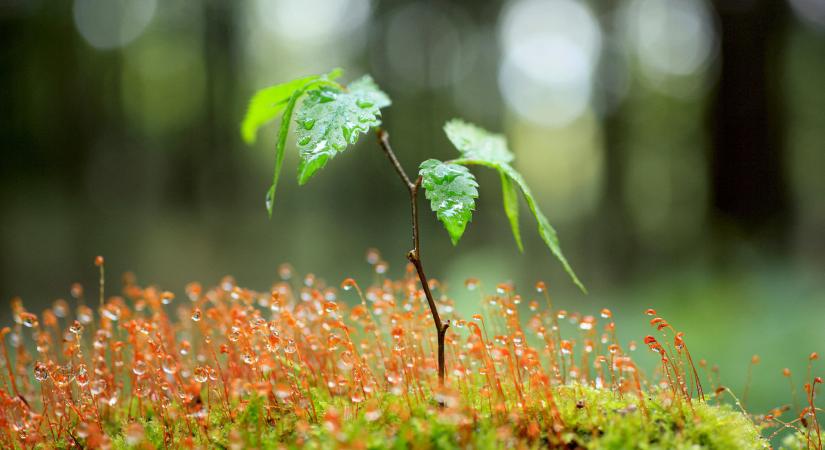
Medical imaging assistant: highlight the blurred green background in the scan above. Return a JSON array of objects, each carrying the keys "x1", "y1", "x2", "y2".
[{"x1": 1, "y1": 0, "x2": 824, "y2": 419}]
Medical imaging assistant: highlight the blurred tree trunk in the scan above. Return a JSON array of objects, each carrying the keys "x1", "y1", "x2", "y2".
[
  {"x1": 709, "y1": 1, "x2": 790, "y2": 245},
  {"x1": 595, "y1": 1, "x2": 637, "y2": 280},
  {"x1": 200, "y1": 0, "x2": 241, "y2": 207}
]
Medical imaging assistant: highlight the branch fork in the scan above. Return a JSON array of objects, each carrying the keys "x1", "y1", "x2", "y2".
[{"x1": 377, "y1": 128, "x2": 449, "y2": 386}]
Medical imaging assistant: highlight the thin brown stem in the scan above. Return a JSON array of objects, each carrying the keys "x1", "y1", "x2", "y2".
[
  {"x1": 376, "y1": 128, "x2": 450, "y2": 386},
  {"x1": 377, "y1": 129, "x2": 415, "y2": 191}
]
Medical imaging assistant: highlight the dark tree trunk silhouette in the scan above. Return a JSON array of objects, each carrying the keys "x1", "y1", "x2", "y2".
[{"x1": 709, "y1": 1, "x2": 790, "y2": 242}]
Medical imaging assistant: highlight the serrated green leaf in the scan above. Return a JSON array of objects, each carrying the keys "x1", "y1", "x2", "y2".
[
  {"x1": 445, "y1": 120, "x2": 585, "y2": 292},
  {"x1": 347, "y1": 75, "x2": 391, "y2": 109},
  {"x1": 500, "y1": 171, "x2": 523, "y2": 252},
  {"x1": 419, "y1": 159, "x2": 479, "y2": 246},
  {"x1": 241, "y1": 68, "x2": 345, "y2": 215},
  {"x1": 295, "y1": 75, "x2": 390, "y2": 185},
  {"x1": 444, "y1": 119, "x2": 514, "y2": 164},
  {"x1": 241, "y1": 75, "x2": 320, "y2": 145}
]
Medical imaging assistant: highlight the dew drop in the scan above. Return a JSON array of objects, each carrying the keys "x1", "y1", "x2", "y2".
[
  {"x1": 193, "y1": 366, "x2": 208, "y2": 383},
  {"x1": 341, "y1": 278, "x2": 357, "y2": 291},
  {"x1": 53, "y1": 299, "x2": 69, "y2": 318},
  {"x1": 161, "y1": 291, "x2": 175, "y2": 305},
  {"x1": 356, "y1": 98, "x2": 374, "y2": 109},
  {"x1": 69, "y1": 320, "x2": 84, "y2": 335},
  {"x1": 77, "y1": 305, "x2": 93, "y2": 324},
  {"x1": 76, "y1": 364, "x2": 89, "y2": 387},
  {"x1": 228, "y1": 327, "x2": 240, "y2": 342},
  {"x1": 242, "y1": 351, "x2": 257, "y2": 365},
  {"x1": 102, "y1": 305, "x2": 121, "y2": 321},
  {"x1": 327, "y1": 334, "x2": 341, "y2": 351},
  {"x1": 132, "y1": 360, "x2": 147, "y2": 376},
  {"x1": 34, "y1": 362, "x2": 49, "y2": 382},
  {"x1": 375, "y1": 261, "x2": 388, "y2": 274},
  {"x1": 162, "y1": 356, "x2": 177, "y2": 375},
  {"x1": 318, "y1": 90, "x2": 336, "y2": 103},
  {"x1": 278, "y1": 264, "x2": 293, "y2": 281},
  {"x1": 21, "y1": 313, "x2": 38, "y2": 328},
  {"x1": 365, "y1": 248, "x2": 380, "y2": 265},
  {"x1": 265, "y1": 189, "x2": 274, "y2": 211}
]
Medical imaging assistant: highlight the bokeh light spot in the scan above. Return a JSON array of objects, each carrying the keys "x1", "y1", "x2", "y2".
[
  {"x1": 621, "y1": 0, "x2": 716, "y2": 98},
  {"x1": 497, "y1": 0, "x2": 601, "y2": 127},
  {"x1": 73, "y1": 0, "x2": 157, "y2": 50}
]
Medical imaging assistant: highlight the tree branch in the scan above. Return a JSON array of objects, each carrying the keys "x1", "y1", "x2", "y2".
[
  {"x1": 376, "y1": 128, "x2": 449, "y2": 386},
  {"x1": 377, "y1": 128, "x2": 415, "y2": 191}
]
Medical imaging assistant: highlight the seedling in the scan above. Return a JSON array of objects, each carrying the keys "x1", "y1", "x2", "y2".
[
  {"x1": 241, "y1": 69, "x2": 585, "y2": 385},
  {"x1": 2, "y1": 70, "x2": 813, "y2": 449}
]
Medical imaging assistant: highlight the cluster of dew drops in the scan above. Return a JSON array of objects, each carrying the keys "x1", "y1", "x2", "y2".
[{"x1": 4, "y1": 251, "x2": 819, "y2": 448}]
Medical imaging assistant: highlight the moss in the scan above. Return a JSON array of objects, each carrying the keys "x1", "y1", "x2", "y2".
[
  {"x1": 551, "y1": 384, "x2": 767, "y2": 449},
  {"x1": 93, "y1": 383, "x2": 759, "y2": 450},
  {"x1": 777, "y1": 432, "x2": 810, "y2": 450},
  {"x1": 4, "y1": 273, "x2": 802, "y2": 449}
]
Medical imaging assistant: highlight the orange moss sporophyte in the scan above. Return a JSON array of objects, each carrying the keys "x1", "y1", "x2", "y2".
[{"x1": 0, "y1": 255, "x2": 820, "y2": 447}]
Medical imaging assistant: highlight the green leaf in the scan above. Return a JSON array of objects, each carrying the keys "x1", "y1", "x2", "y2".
[
  {"x1": 240, "y1": 68, "x2": 344, "y2": 215},
  {"x1": 295, "y1": 75, "x2": 390, "y2": 185},
  {"x1": 444, "y1": 119, "x2": 585, "y2": 292},
  {"x1": 241, "y1": 69, "x2": 344, "y2": 146},
  {"x1": 444, "y1": 119, "x2": 514, "y2": 164},
  {"x1": 500, "y1": 171, "x2": 523, "y2": 252},
  {"x1": 265, "y1": 88, "x2": 302, "y2": 217},
  {"x1": 346, "y1": 75, "x2": 391, "y2": 109},
  {"x1": 419, "y1": 159, "x2": 479, "y2": 246},
  {"x1": 241, "y1": 75, "x2": 319, "y2": 145},
  {"x1": 499, "y1": 164, "x2": 585, "y2": 293}
]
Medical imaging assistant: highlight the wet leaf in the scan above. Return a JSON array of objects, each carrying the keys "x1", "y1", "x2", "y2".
[
  {"x1": 240, "y1": 74, "x2": 320, "y2": 145},
  {"x1": 444, "y1": 118, "x2": 514, "y2": 164},
  {"x1": 241, "y1": 68, "x2": 344, "y2": 215},
  {"x1": 419, "y1": 159, "x2": 479, "y2": 245},
  {"x1": 295, "y1": 75, "x2": 390, "y2": 185},
  {"x1": 444, "y1": 119, "x2": 585, "y2": 292}
]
